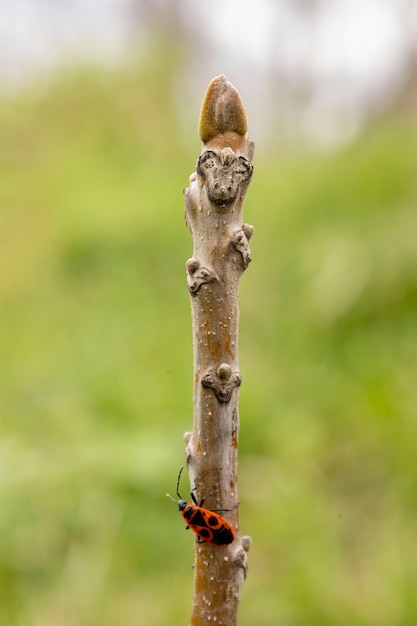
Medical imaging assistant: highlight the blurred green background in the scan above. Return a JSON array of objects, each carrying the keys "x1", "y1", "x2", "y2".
[{"x1": 1, "y1": 22, "x2": 417, "y2": 626}]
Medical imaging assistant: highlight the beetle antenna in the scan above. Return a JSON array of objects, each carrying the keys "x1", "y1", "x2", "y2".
[{"x1": 176, "y1": 466, "x2": 184, "y2": 499}]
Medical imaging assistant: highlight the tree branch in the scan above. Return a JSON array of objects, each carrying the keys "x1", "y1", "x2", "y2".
[{"x1": 183, "y1": 75, "x2": 254, "y2": 626}]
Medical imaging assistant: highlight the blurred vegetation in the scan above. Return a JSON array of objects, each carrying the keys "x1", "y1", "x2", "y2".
[{"x1": 1, "y1": 44, "x2": 417, "y2": 626}]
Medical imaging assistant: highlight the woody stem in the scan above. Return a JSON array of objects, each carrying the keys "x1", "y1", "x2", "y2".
[{"x1": 183, "y1": 75, "x2": 254, "y2": 626}]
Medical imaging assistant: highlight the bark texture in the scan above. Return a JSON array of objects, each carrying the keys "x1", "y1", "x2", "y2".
[{"x1": 183, "y1": 75, "x2": 254, "y2": 626}]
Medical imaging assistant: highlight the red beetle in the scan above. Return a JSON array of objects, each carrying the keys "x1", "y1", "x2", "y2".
[{"x1": 167, "y1": 467, "x2": 235, "y2": 546}]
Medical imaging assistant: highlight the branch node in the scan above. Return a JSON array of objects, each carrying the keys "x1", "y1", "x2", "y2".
[
  {"x1": 201, "y1": 363, "x2": 242, "y2": 403},
  {"x1": 241, "y1": 535, "x2": 252, "y2": 554},
  {"x1": 242, "y1": 223, "x2": 254, "y2": 240},
  {"x1": 186, "y1": 258, "x2": 217, "y2": 295},
  {"x1": 231, "y1": 225, "x2": 254, "y2": 269},
  {"x1": 234, "y1": 548, "x2": 249, "y2": 579},
  {"x1": 197, "y1": 150, "x2": 253, "y2": 210},
  {"x1": 217, "y1": 362, "x2": 232, "y2": 380}
]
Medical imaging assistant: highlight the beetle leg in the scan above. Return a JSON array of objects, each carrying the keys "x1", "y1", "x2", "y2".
[
  {"x1": 190, "y1": 487, "x2": 198, "y2": 506},
  {"x1": 199, "y1": 492, "x2": 215, "y2": 507}
]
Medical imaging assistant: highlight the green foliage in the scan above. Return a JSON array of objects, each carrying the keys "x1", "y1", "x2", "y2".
[{"x1": 1, "y1": 56, "x2": 417, "y2": 625}]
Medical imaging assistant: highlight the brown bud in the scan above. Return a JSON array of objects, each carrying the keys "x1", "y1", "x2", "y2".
[{"x1": 199, "y1": 75, "x2": 248, "y2": 143}]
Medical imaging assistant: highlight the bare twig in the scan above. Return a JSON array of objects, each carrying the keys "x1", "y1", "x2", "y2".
[{"x1": 183, "y1": 75, "x2": 254, "y2": 626}]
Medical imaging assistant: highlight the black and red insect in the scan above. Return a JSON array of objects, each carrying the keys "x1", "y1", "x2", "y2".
[{"x1": 166, "y1": 467, "x2": 235, "y2": 546}]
